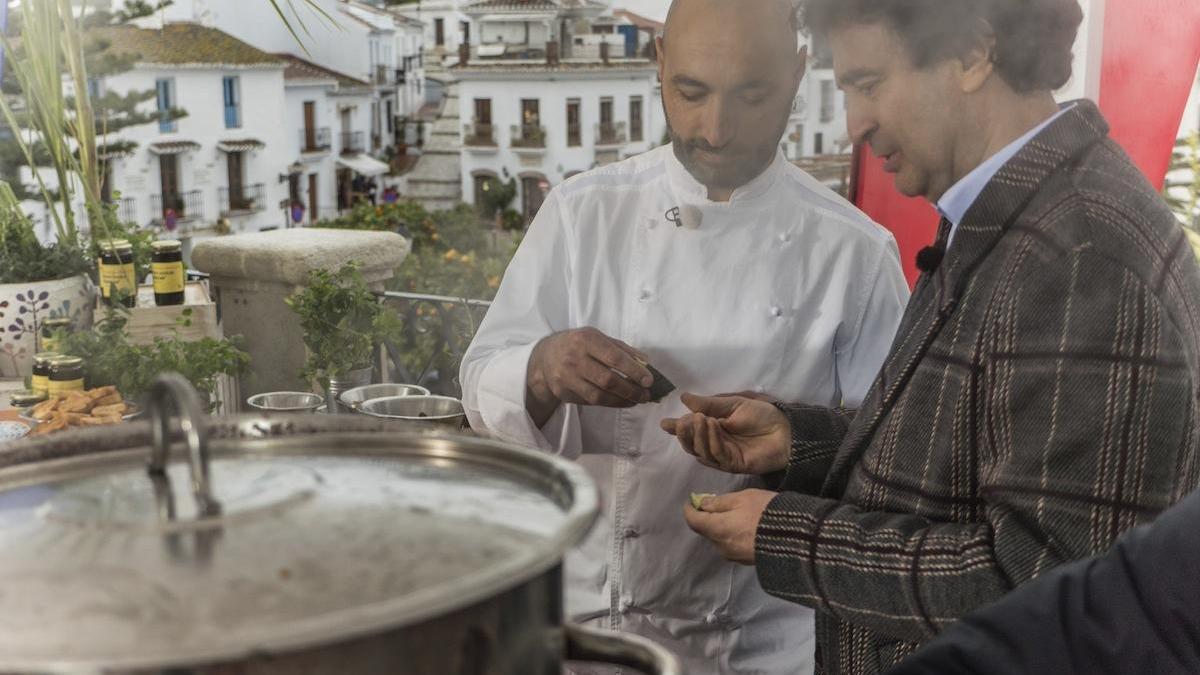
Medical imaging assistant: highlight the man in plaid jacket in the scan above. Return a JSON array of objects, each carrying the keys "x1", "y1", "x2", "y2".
[{"x1": 662, "y1": 0, "x2": 1200, "y2": 672}]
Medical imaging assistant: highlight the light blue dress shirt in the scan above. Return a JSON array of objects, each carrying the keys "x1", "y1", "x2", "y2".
[{"x1": 937, "y1": 105, "x2": 1075, "y2": 248}]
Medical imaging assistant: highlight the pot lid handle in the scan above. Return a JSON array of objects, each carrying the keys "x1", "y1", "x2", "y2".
[{"x1": 146, "y1": 374, "x2": 222, "y2": 520}]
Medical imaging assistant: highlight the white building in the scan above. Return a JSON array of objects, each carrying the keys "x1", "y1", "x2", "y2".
[
  {"x1": 394, "y1": 0, "x2": 473, "y2": 56},
  {"x1": 89, "y1": 24, "x2": 292, "y2": 243},
  {"x1": 453, "y1": 0, "x2": 659, "y2": 223}
]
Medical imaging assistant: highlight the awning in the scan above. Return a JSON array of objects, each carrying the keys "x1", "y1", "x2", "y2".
[
  {"x1": 148, "y1": 141, "x2": 200, "y2": 155},
  {"x1": 336, "y1": 154, "x2": 390, "y2": 177},
  {"x1": 217, "y1": 139, "x2": 265, "y2": 153}
]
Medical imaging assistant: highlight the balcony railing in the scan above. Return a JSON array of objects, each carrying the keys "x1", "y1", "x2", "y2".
[
  {"x1": 510, "y1": 123, "x2": 547, "y2": 149},
  {"x1": 300, "y1": 127, "x2": 332, "y2": 153},
  {"x1": 115, "y1": 197, "x2": 136, "y2": 224},
  {"x1": 377, "y1": 291, "x2": 492, "y2": 397},
  {"x1": 595, "y1": 121, "x2": 627, "y2": 147},
  {"x1": 567, "y1": 122, "x2": 582, "y2": 147},
  {"x1": 219, "y1": 183, "x2": 266, "y2": 216},
  {"x1": 341, "y1": 131, "x2": 365, "y2": 155},
  {"x1": 375, "y1": 65, "x2": 390, "y2": 85},
  {"x1": 463, "y1": 121, "x2": 496, "y2": 147},
  {"x1": 151, "y1": 190, "x2": 203, "y2": 224}
]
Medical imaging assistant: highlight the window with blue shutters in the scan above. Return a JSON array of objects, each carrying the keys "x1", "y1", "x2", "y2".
[
  {"x1": 223, "y1": 76, "x2": 241, "y2": 129},
  {"x1": 156, "y1": 78, "x2": 176, "y2": 133}
]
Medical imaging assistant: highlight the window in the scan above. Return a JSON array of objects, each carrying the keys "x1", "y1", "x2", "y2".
[
  {"x1": 566, "y1": 98, "x2": 581, "y2": 147},
  {"x1": 814, "y1": 132, "x2": 824, "y2": 155},
  {"x1": 435, "y1": 18, "x2": 444, "y2": 46},
  {"x1": 223, "y1": 76, "x2": 241, "y2": 129},
  {"x1": 473, "y1": 173, "x2": 494, "y2": 207},
  {"x1": 521, "y1": 175, "x2": 549, "y2": 226},
  {"x1": 386, "y1": 100, "x2": 394, "y2": 133},
  {"x1": 629, "y1": 96, "x2": 643, "y2": 142},
  {"x1": 461, "y1": 21, "x2": 470, "y2": 45},
  {"x1": 600, "y1": 97, "x2": 613, "y2": 126},
  {"x1": 521, "y1": 98, "x2": 540, "y2": 126},
  {"x1": 155, "y1": 78, "x2": 176, "y2": 133},
  {"x1": 819, "y1": 80, "x2": 834, "y2": 123}
]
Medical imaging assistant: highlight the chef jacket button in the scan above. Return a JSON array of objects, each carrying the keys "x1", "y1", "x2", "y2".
[
  {"x1": 620, "y1": 598, "x2": 633, "y2": 612},
  {"x1": 769, "y1": 306, "x2": 783, "y2": 317},
  {"x1": 779, "y1": 233, "x2": 791, "y2": 243},
  {"x1": 626, "y1": 448, "x2": 643, "y2": 459},
  {"x1": 639, "y1": 289, "x2": 652, "y2": 301},
  {"x1": 704, "y1": 612, "x2": 719, "y2": 625},
  {"x1": 647, "y1": 218, "x2": 657, "y2": 230}
]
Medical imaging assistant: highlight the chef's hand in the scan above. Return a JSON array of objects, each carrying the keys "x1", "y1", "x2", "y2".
[
  {"x1": 660, "y1": 393, "x2": 791, "y2": 475},
  {"x1": 526, "y1": 327, "x2": 653, "y2": 426},
  {"x1": 683, "y1": 490, "x2": 776, "y2": 565}
]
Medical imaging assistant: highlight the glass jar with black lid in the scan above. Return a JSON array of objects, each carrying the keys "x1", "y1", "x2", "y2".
[
  {"x1": 31, "y1": 352, "x2": 60, "y2": 396},
  {"x1": 98, "y1": 239, "x2": 136, "y2": 308},
  {"x1": 47, "y1": 355, "x2": 85, "y2": 396},
  {"x1": 151, "y1": 240, "x2": 185, "y2": 306}
]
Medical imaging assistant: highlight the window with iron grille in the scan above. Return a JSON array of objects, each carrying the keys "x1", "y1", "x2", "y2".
[{"x1": 156, "y1": 78, "x2": 176, "y2": 133}]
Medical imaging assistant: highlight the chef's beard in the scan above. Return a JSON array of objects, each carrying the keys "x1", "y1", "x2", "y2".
[{"x1": 667, "y1": 126, "x2": 778, "y2": 194}]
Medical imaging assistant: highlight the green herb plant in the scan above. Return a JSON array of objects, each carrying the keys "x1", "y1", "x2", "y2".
[
  {"x1": 57, "y1": 306, "x2": 249, "y2": 411},
  {"x1": 286, "y1": 262, "x2": 404, "y2": 389}
]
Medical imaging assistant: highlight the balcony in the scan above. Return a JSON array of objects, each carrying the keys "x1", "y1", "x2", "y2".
[
  {"x1": 595, "y1": 121, "x2": 627, "y2": 148},
  {"x1": 463, "y1": 121, "x2": 497, "y2": 151},
  {"x1": 341, "y1": 131, "x2": 365, "y2": 155},
  {"x1": 375, "y1": 65, "x2": 390, "y2": 85},
  {"x1": 567, "y1": 123, "x2": 582, "y2": 147},
  {"x1": 300, "y1": 127, "x2": 332, "y2": 154},
  {"x1": 219, "y1": 183, "x2": 266, "y2": 216},
  {"x1": 510, "y1": 124, "x2": 547, "y2": 151},
  {"x1": 114, "y1": 197, "x2": 136, "y2": 224},
  {"x1": 151, "y1": 190, "x2": 203, "y2": 225}
]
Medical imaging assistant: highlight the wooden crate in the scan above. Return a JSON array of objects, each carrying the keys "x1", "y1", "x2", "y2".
[{"x1": 97, "y1": 281, "x2": 221, "y2": 346}]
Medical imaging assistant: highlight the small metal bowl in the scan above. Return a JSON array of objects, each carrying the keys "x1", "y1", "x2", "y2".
[
  {"x1": 337, "y1": 383, "x2": 431, "y2": 411},
  {"x1": 246, "y1": 391, "x2": 325, "y2": 413},
  {"x1": 355, "y1": 395, "x2": 466, "y2": 427}
]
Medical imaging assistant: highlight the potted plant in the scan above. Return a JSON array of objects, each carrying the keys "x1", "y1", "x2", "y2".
[{"x1": 287, "y1": 262, "x2": 403, "y2": 412}]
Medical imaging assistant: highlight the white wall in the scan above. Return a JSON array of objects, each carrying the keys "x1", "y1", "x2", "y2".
[
  {"x1": 103, "y1": 64, "x2": 291, "y2": 235},
  {"x1": 396, "y1": 0, "x2": 470, "y2": 52},
  {"x1": 458, "y1": 69, "x2": 658, "y2": 205},
  {"x1": 286, "y1": 82, "x2": 341, "y2": 222},
  {"x1": 479, "y1": 19, "x2": 552, "y2": 46}
]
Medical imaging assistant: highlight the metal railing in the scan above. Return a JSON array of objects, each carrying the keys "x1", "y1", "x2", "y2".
[
  {"x1": 219, "y1": 183, "x2": 266, "y2": 215},
  {"x1": 463, "y1": 121, "x2": 496, "y2": 146},
  {"x1": 341, "y1": 131, "x2": 365, "y2": 155},
  {"x1": 151, "y1": 190, "x2": 203, "y2": 223},
  {"x1": 376, "y1": 291, "x2": 492, "y2": 397},
  {"x1": 595, "y1": 121, "x2": 627, "y2": 147},
  {"x1": 510, "y1": 123, "x2": 547, "y2": 149},
  {"x1": 300, "y1": 127, "x2": 332, "y2": 153}
]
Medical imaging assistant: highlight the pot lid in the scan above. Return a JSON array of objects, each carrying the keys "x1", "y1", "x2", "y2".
[{"x1": 0, "y1": 376, "x2": 597, "y2": 672}]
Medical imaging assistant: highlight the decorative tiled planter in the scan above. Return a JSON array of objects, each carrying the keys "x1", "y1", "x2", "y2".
[{"x1": 0, "y1": 274, "x2": 95, "y2": 378}]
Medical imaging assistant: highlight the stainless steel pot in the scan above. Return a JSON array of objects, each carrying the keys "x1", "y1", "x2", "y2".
[
  {"x1": 0, "y1": 375, "x2": 679, "y2": 675},
  {"x1": 245, "y1": 391, "x2": 325, "y2": 413}
]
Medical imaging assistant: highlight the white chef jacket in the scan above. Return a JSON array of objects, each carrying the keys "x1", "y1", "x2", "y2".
[{"x1": 460, "y1": 145, "x2": 909, "y2": 674}]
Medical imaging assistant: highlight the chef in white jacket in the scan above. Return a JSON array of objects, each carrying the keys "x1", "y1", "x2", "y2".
[{"x1": 460, "y1": 0, "x2": 909, "y2": 672}]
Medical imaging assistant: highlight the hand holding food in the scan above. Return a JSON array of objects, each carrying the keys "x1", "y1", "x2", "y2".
[{"x1": 661, "y1": 393, "x2": 792, "y2": 475}]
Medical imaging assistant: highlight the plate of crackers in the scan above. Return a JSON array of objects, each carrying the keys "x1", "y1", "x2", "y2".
[{"x1": 22, "y1": 386, "x2": 141, "y2": 435}]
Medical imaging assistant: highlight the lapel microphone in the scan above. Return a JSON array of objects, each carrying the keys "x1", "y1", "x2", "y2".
[{"x1": 915, "y1": 246, "x2": 945, "y2": 274}]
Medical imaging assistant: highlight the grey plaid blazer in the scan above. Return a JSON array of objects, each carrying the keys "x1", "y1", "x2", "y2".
[{"x1": 755, "y1": 100, "x2": 1200, "y2": 674}]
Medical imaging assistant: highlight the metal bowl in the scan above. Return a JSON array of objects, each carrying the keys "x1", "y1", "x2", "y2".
[
  {"x1": 245, "y1": 391, "x2": 325, "y2": 413},
  {"x1": 356, "y1": 395, "x2": 466, "y2": 427},
  {"x1": 337, "y1": 383, "x2": 431, "y2": 411}
]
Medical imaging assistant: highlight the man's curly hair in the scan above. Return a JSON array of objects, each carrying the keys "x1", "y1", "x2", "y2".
[{"x1": 799, "y1": 0, "x2": 1084, "y2": 93}]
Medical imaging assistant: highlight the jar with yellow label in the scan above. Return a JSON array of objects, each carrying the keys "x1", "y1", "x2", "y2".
[
  {"x1": 10, "y1": 390, "x2": 46, "y2": 409},
  {"x1": 47, "y1": 356, "x2": 85, "y2": 396},
  {"x1": 151, "y1": 239, "x2": 185, "y2": 306},
  {"x1": 98, "y1": 239, "x2": 136, "y2": 308},
  {"x1": 40, "y1": 317, "x2": 71, "y2": 352},
  {"x1": 31, "y1": 352, "x2": 60, "y2": 397}
]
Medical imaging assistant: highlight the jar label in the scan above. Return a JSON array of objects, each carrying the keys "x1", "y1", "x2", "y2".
[
  {"x1": 31, "y1": 374, "x2": 49, "y2": 395},
  {"x1": 48, "y1": 378, "x2": 84, "y2": 395},
  {"x1": 152, "y1": 262, "x2": 185, "y2": 294},
  {"x1": 99, "y1": 261, "x2": 136, "y2": 298}
]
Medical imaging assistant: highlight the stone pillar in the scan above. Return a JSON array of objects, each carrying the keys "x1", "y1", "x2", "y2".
[{"x1": 192, "y1": 229, "x2": 410, "y2": 403}]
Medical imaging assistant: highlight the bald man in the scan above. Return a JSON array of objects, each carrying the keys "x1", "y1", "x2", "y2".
[{"x1": 460, "y1": 1, "x2": 908, "y2": 672}]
